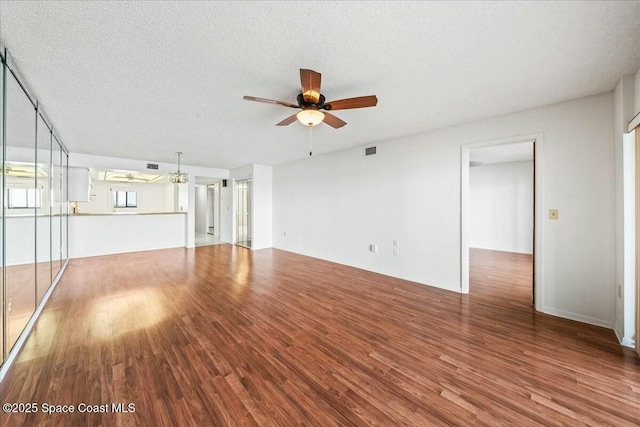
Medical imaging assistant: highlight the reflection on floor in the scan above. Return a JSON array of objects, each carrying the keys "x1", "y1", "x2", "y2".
[
  {"x1": 236, "y1": 240, "x2": 252, "y2": 248},
  {"x1": 195, "y1": 232, "x2": 225, "y2": 247},
  {"x1": 3, "y1": 262, "x2": 62, "y2": 356}
]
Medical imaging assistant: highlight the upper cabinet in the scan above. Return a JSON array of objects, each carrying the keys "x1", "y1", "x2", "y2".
[{"x1": 68, "y1": 167, "x2": 92, "y2": 201}]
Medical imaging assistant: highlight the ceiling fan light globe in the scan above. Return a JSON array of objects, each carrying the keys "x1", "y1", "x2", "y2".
[{"x1": 296, "y1": 109, "x2": 324, "y2": 127}]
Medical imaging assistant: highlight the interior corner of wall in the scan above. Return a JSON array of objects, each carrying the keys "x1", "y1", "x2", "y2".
[{"x1": 614, "y1": 324, "x2": 625, "y2": 344}]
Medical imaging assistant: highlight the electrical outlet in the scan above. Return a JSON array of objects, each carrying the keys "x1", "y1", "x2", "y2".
[
  {"x1": 393, "y1": 247, "x2": 398, "y2": 256},
  {"x1": 548, "y1": 209, "x2": 558, "y2": 220}
]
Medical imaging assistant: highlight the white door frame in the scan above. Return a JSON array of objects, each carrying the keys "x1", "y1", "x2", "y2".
[
  {"x1": 460, "y1": 132, "x2": 544, "y2": 309},
  {"x1": 621, "y1": 130, "x2": 636, "y2": 348},
  {"x1": 233, "y1": 177, "x2": 252, "y2": 248},
  {"x1": 206, "y1": 183, "x2": 219, "y2": 236}
]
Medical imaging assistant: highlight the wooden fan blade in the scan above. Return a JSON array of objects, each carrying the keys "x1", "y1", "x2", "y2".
[
  {"x1": 300, "y1": 69, "x2": 321, "y2": 103},
  {"x1": 324, "y1": 95, "x2": 378, "y2": 111},
  {"x1": 243, "y1": 96, "x2": 299, "y2": 108},
  {"x1": 276, "y1": 113, "x2": 299, "y2": 126},
  {"x1": 322, "y1": 112, "x2": 347, "y2": 129}
]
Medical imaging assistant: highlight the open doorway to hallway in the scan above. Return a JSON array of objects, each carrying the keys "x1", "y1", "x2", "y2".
[
  {"x1": 195, "y1": 178, "x2": 224, "y2": 247},
  {"x1": 464, "y1": 139, "x2": 535, "y2": 304}
]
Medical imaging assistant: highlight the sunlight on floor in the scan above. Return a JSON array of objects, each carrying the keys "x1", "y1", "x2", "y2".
[{"x1": 91, "y1": 288, "x2": 167, "y2": 339}]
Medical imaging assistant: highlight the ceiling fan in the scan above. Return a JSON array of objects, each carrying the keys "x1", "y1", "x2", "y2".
[{"x1": 243, "y1": 69, "x2": 378, "y2": 129}]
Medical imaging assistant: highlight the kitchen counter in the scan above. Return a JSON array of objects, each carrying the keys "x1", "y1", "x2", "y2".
[{"x1": 69, "y1": 212, "x2": 186, "y2": 258}]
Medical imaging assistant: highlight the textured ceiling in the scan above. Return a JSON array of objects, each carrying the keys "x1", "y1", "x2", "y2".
[{"x1": 1, "y1": 1, "x2": 639, "y2": 169}]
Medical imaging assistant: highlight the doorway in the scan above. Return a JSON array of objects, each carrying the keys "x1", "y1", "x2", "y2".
[
  {"x1": 236, "y1": 178, "x2": 252, "y2": 248},
  {"x1": 194, "y1": 178, "x2": 223, "y2": 247},
  {"x1": 207, "y1": 183, "x2": 220, "y2": 236},
  {"x1": 461, "y1": 134, "x2": 542, "y2": 306}
]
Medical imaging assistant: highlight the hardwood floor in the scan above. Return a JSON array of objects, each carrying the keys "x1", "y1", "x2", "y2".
[{"x1": 1, "y1": 245, "x2": 639, "y2": 426}]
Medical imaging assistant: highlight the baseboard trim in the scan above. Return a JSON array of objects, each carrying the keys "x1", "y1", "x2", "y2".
[
  {"x1": 620, "y1": 337, "x2": 636, "y2": 348},
  {"x1": 70, "y1": 244, "x2": 185, "y2": 260},
  {"x1": 272, "y1": 245, "x2": 460, "y2": 293},
  {"x1": 614, "y1": 328, "x2": 636, "y2": 348},
  {"x1": 0, "y1": 259, "x2": 69, "y2": 382},
  {"x1": 541, "y1": 306, "x2": 614, "y2": 329}
]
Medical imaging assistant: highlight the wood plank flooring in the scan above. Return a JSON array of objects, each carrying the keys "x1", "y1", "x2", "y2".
[{"x1": 1, "y1": 245, "x2": 639, "y2": 426}]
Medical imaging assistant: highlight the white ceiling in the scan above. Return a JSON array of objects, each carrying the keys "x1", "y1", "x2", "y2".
[{"x1": 1, "y1": 1, "x2": 639, "y2": 169}]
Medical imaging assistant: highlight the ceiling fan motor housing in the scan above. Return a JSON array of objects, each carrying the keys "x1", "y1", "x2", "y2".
[{"x1": 297, "y1": 93, "x2": 328, "y2": 109}]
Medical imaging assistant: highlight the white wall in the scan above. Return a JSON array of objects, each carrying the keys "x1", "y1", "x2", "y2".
[
  {"x1": 164, "y1": 183, "x2": 175, "y2": 212},
  {"x1": 206, "y1": 186, "x2": 213, "y2": 235},
  {"x1": 273, "y1": 92, "x2": 615, "y2": 328},
  {"x1": 212, "y1": 184, "x2": 220, "y2": 237},
  {"x1": 635, "y1": 68, "x2": 640, "y2": 115},
  {"x1": 204, "y1": 184, "x2": 221, "y2": 237},
  {"x1": 613, "y1": 74, "x2": 637, "y2": 346},
  {"x1": 621, "y1": 131, "x2": 636, "y2": 348},
  {"x1": 230, "y1": 165, "x2": 252, "y2": 244},
  {"x1": 469, "y1": 161, "x2": 533, "y2": 254},
  {"x1": 78, "y1": 180, "x2": 172, "y2": 213},
  {"x1": 219, "y1": 181, "x2": 233, "y2": 243},
  {"x1": 195, "y1": 185, "x2": 207, "y2": 233},
  {"x1": 252, "y1": 164, "x2": 273, "y2": 250},
  {"x1": 177, "y1": 183, "x2": 188, "y2": 212}
]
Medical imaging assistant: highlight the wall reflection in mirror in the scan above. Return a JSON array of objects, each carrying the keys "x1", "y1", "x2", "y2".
[{"x1": 1, "y1": 50, "x2": 69, "y2": 366}]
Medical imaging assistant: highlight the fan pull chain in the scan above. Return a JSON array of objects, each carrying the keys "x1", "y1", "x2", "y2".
[{"x1": 309, "y1": 125, "x2": 313, "y2": 156}]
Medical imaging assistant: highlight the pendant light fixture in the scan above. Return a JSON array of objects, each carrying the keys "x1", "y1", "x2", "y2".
[{"x1": 169, "y1": 151, "x2": 188, "y2": 184}]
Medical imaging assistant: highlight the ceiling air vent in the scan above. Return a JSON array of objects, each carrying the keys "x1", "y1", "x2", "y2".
[
  {"x1": 364, "y1": 146, "x2": 377, "y2": 156},
  {"x1": 146, "y1": 163, "x2": 159, "y2": 170}
]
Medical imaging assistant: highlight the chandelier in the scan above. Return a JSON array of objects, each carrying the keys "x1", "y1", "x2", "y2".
[{"x1": 169, "y1": 151, "x2": 188, "y2": 184}]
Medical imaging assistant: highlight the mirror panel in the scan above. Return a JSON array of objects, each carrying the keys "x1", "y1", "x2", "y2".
[
  {"x1": 36, "y1": 113, "x2": 51, "y2": 304},
  {"x1": 51, "y1": 138, "x2": 62, "y2": 278},
  {"x1": 4, "y1": 70, "x2": 36, "y2": 353},
  {"x1": 0, "y1": 55, "x2": 4, "y2": 359},
  {"x1": 61, "y1": 152, "x2": 68, "y2": 264},
  {"x1": 0, "y1": 53, "x2": 69, "y2": 365}
]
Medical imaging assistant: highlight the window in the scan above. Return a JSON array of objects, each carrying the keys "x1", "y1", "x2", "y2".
[
  {"x1": 113, "y1": 190, "x2": 138, "y2": 208},
  {"x1": 6, "y1": 187, "x2": 42, "y2": 209}
]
